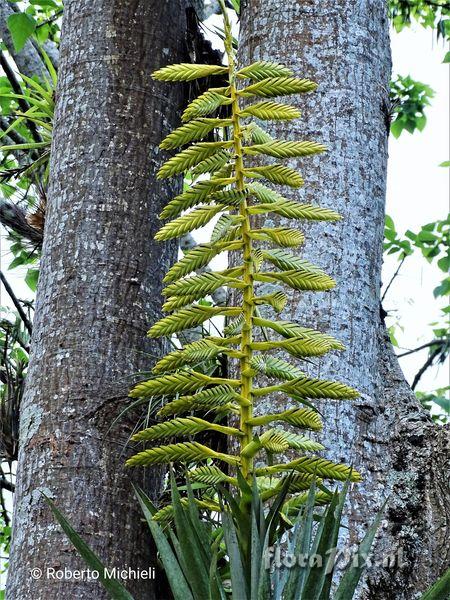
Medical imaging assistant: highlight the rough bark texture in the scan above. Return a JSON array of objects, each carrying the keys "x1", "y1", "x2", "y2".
[
  {"x1": 239, "y1": 1, "x2": 449, "y2": 597},
  {"x1": 6, "y1": 1, "x2": 191, "y2": 598}
]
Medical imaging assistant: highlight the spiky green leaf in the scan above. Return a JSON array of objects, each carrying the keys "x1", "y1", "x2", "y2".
[
  {"x1": 149, "y1": 305, "x2": 239, "y2": 337},
  {"x1": 153, "y1": 339, "x2": 226, "y2": 373},
  {"x1": 157, "y1": 141, "x2": 232, "y2": 179},
  {"x1": 156, "y1": 205, "x2": 224, "y2": 241},
  {"x1": 246, "y1": 140, "x2": 326, "y2": 159},
  {"x1": 131, "y1": 416, "x2": 241, "y2": 442},
  {"x1": 182, "y1": 88, "x2": 232, "y2": 122},
  {"x1": 163, "y1": 271, "x2": 233, "y2": 300},
  {"x1": 158, "y1": 384, "x2": 241, "y2": 417},
  {"x1": 164, "y1": 240, "x2": 240, "y2": 283},
  {"x1": 191, "y1": 149, "x2": 231, "y2": 175},
  {"x1": 240, "y1": 101, "x2": 301, "y2": 120},
  {"x1": 237, "y1": 61, "x2": 293, "y2": 81},
  {"x1": 256, "y1": 269, "x2": 336, "y2": 291},
  {"x1": 130, "y1": 370, "x2": 211, "y2": 398},
  {"x1": 242, "y1": 76, "x2": 317, "y2": 98},
  {"x1": 189, "y1": 465, "x2": 236, "y2": 486},
  {"x1": 246, "y1": 164, "x2": 303, "y2": 187},
  {"x1": 250, "y1": 355, "x2": 304, "y2": 381},
  {"x1": 282, "y1": 377, "x2": 359, "y2": 400},
  {"x1": 160, "y1": 177, "x2": 230, "y2": 219},
  {"x1": 253, "y1": 317, "x2": 345, "y2": 351},
  {"x1": 160, "y1": 118, "x2": 232, "y2": 149},
  {"x1": 247, "y1": 407, "x2": 323, "y2": 430},
  {"x1": 256, "y1": 456, "x2": 361, "y2": 482},
  {"x1": 253, "y1": 291, "x2": 287, "y2": 312},
  {"x1": 153, "y1": 63, "x2": 228, "y2": 82},
  {"x1": 252, "y1": 227, "x2": 305, "y2": 248},
  {"x1": 126, "y1": 441, "x2": 240, "y2": 467}
]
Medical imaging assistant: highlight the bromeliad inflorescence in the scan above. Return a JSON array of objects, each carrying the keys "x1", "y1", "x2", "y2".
[{"x1": 126, "y1": 1, "x2": 360, "y2": 519}]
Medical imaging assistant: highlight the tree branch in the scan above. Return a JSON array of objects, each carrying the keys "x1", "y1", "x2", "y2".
[
  {"x1": 0, "y1": 52, "x2": 43, "y2": 144},
  {"x1": 0, "y1": 270, "x2": 33, "y2": 335},
  {"x1": 381, "y1": 254, "x2": 406, "y2": 302},
  {"x1": 411, "y1": 346, "x2": 444, "y2": 390},
  {"x1": 397, "y1": 338, "x2": 447, "y2": 358}
]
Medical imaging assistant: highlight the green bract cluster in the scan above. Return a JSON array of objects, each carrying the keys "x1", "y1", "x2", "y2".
[{"x1": 127, "y1": 2, "x2": 360, "y2": 520}]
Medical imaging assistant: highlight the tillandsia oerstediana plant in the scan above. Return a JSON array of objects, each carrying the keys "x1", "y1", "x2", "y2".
[{"x1": 126, "y1": 1, "x2": 361, "y2": 518}]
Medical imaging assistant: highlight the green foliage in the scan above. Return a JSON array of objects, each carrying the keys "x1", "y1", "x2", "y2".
[
  {"x1": 390, "y1": 75, "x2": 435, "y2": 138},
  {"x1": 389, "y1": 0, "x2": 450, "y2": 43},
  {"x1": 138, "y1": 475, "x2": 384, "y2": 600},
  {"x1": 6, "y1": 1, "x2": 63, "y2": 49},
  {"x1": 383, "y1": 214, "x2": 449, "y2": 404},
  {"x1": 127, "y1": 0, "x2": 360, "y2": 527},
  {"x1": 416, "y1": 387, "x2": 450, "y2": 424},
  {"x1": 7, "y1": 13, "x2": 36, "y2": 53}
]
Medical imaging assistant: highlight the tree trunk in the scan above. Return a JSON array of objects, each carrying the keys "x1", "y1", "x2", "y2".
[
  {"x1": 239, "y1": 1, "x2": 449, "y2": 598},
  {"x1": 6, "y1": 1, "x2": 190, "y2": 598}
]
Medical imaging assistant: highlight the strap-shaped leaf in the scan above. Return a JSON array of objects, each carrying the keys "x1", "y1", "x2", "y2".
[
  {"x1": 160, "y1": 177, "x2": 230, "y2": 219},
  {"x1": 157, "y1": 141, "x2": 232, "y2": 179},
  {"x1": 189, "y1": 465, "x2": 237, "y2": 486},
  {"x1": 155, "y1": 205, "x2": 224, "y2": 241},
  {"x1": 246, "y1": 407, "x2": 323, "y2": 430},
  {"x1": 149, "y1": 305, "x2": 240, "y2": 337},
  {"x1": 131, "y1": 416, "x2": 242, "y2": 442},
  {"x1": 237, "y1": 61, "x2": 293, "y2": 81},
  {"x1": 164, "y1": 240, "x2": 240, "y2": 283},
  {"x1": 242, "y1": 76, "x2": 317, "y2": 98},
  {"x1": 246, "y1": 140, "x2": 326, "y2": 159},
  {"x1": 158, "y1": 384, "x2": 242, "y2": 418},
  {"x1": 255, "y1": 456, "x2": 361, "y2": 482},
  {"x1": 126, "y1": 441, "x2": 240, "y2": 467},
  {"x1": 160, "y1": 118, "x2": 232, "y2": 149},
  {"x1": 130, "y1": 370, "x2": 210, "y2": 398},
  {"x1": 153, "y1": 63, "x2": 229, "y2": 82},
  {"x1": 250, "y1": 355, "x2": 304, "y2": 381},
  {"x1": 253, "y1": 291, "x2": 287, "y2": 312},
  {"x1": 191, "y1": 149, "x2": 231, "y2": 176},
  {"x1": 246, "y1": 164, "x2": 303, "y2": 187},
  {"x1": 182, "y1": 88, "x2": 232, "y2": 122},
  {"x1": 251, "y1": 227, "x2": 305, "y2": 248},
  {"x1": 240, "y1": 101, "x2": 301, "y2": 120},
  {"x1": 256, "y1": 269, "x2": 336, "y2": 291},
  {"x1": 253, "y1": 317, "x2": 345, "y2": 350}
]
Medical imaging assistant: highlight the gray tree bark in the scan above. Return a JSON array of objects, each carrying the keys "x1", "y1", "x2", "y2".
[
  {"x1": 6, "y1": 1, "x2": 190, "y2": 598},
  {"x1": 239, "y1": 1, "x2": 449, "y2": 598}
]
